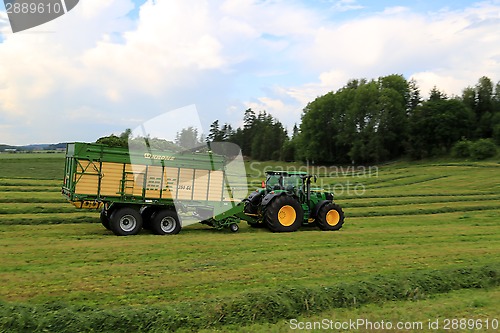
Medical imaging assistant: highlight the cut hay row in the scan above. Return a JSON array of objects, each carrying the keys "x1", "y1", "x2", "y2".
[
  {"x1": 0, "y1": 264, "x2": 498, "y2": 333},
  {"x1": 340, "y1": 194, "x2": 500, "y2": 208},
  {"x1": 0, "y1": 191, "x2": 66, "y2": 203},
  {"x1": 0, "y1": 213, "x2": 99, "y2": 225},
  {"x1": 0, "y1": 203, "x2": 89, "y2": 215},
  {"x1": 350, "y1": 206, "x2": 500, "y2": 218},
  {"x1": 0, "y1": 186, "x2": 60, "y2": 193},
  {"x1": 0, "y1": 179, "x2": 60, "y2": 186}
]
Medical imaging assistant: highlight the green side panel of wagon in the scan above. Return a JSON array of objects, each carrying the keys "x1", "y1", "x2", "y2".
[{"x1": 62, "y1": 142, "x2": 228, "y2": 208}]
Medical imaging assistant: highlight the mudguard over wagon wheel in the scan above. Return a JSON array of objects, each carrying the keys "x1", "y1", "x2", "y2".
[
  {"x1": 265, "y1": 195, "x2": 304, "y2": 232},
  {"x1": 109, "y1": 207, "x2": 143, "y2": 236},
  {"x1": 100, "y1": 209, "x2": 111, "y2": 230},
  {"x1": 317, "y1": 203, "x2": 344, "y2": 231},
  {"x1": 151, "y1": 210, "x2": 181, "y2": 235}
]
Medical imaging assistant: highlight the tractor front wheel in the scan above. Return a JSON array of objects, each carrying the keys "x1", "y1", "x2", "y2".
[
  {"x1": 265, "y1": 195, "x2": 303, "y2": 232},
  {"x1": 317, "y1": 203, "x2": 344, "y2": 231}
]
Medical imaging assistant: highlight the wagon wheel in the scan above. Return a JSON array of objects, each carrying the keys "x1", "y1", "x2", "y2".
[
  {"x1": 151, "y1": 210, "x2": 181, "y2": 235},
  {"x1": 229, "y1": 223, "x2": 239, "y2": 233},
  {"x1": 100, "y1": 209, "x2": 111, "y2": 230},
  {"x1": 109, "y1": 207, "x2": 143, "y2": 236},
  {"x1": 140, "y1": 206, "x2": 157, "y2": 230}
]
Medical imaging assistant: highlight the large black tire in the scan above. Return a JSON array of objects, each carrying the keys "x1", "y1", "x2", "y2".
[
  {"x1": 109, "y1": 207, "x2": 143, "y2": 236},
  {"x1": 243, "y1": 200, "x2": 258, "y2": 215},
  {"x1": 100, "y1": 209, "x2": 111, "y2": 230},
  {"x1": 317, "y1": 203, "x2": 344, "y2": 231},
  {"x1": 140, "y1": 206, "x2": 156, "y2": 230},
  {"x1": 265, "y1": 195, "x2": 303, "y2": 232},
  {"x1": 248, "y1": 222, "x2": 266, "y2": 228},
  {"x1": 151, "y1": 210, "x2": 181, "y2": 235}
]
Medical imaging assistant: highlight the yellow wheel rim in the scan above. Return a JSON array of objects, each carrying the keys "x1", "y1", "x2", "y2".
[
  {"x1": 326, "y1": 209, "x2": 340, "y2": 226},
  {"x1": 278, "y1": 205, "x2": 296, "y2": 226}
]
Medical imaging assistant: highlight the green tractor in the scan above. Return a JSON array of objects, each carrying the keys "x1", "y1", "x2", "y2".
[{"x1": 243, "y1": 171, "x2": 344, "y2": 232}]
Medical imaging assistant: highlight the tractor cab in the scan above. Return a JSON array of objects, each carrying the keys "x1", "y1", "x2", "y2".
[
  {"x1": 265, "y1": 171, "x2": 306, "y2": 193},
  {"x1": 265, "y1": 171, "x2": 320, "y2": 201}
]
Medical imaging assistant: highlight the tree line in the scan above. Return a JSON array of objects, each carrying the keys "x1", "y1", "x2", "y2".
[
  {"x1": 97, "y1": 74, "x2": 500, "y2": 163},
  {"x1": 209, "y1": 75, "x2": 500, "y2": 163}
]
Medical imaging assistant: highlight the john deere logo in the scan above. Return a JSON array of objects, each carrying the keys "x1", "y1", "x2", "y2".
[{"x1": 4, "y1": 0, "x2": 79, "y2": 33}]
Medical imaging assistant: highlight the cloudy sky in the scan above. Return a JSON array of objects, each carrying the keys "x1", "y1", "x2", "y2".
[{"x1": 0, "y1": 0, "x2": 499, "y2": 145}]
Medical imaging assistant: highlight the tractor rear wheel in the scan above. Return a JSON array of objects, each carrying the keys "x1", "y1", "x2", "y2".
[
  {"x1": 265, "y1": 195, "x2": 303, "y2": 232},
  {"x1": 151, "y1": 210, "x2": 181, "y2": 235},
  {"x1": 317, "y1": 203, "x2": 344, "y2": 231}
]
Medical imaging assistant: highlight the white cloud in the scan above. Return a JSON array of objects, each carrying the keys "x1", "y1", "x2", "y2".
[
  {"x1": 329, "y1": 0, "x2": 364, "y2": 12},
  {"x1": 0, "y1": 0, "x2": 500, "y2": 144},
  {"x1": 271, "y1": 0, "x2": 500, "y2": 121},
  {"x1": 0, "y1": 10, "x2": 9, "y2": 35},
  {"x1": 245, "y1": 96, "x2": 296, "y2": 119}
]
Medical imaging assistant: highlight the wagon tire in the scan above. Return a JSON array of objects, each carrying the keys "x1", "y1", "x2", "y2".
[
  {"x1": 140, "y1": 206, "x2": 156, "y2": 230},
  {"x1": 100, "y1": 209, "x2": 111, "y2": 230},
  {"x1": 151, "y1": 210, "x2": 181, "y2": 235},
  {"x1": 229, "y1": 223, "x2": 239, "y2": 233},
  {"x1": 317, "y1": 203, "x2": 344, "y2": 231},
  {"x1": 265, "y1": 195, "x2": 303, "y2": 232},
  {"x1": 109, "y1": 207, "x2": 143, "y2": 236}
]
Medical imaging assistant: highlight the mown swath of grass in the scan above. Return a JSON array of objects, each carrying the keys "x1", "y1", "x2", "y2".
[
  {"x1": 0, "y1": 179, "x2": 60, "y2": 186},
  {"x1": 322, "y1": 174, "x2": 451, "y2": 190},
  {"x1": 338, "y1": 192, "x2": 499, "y2": 200},
  {"x1": 0, "y1": 212, "x2": 99, "y2": 225},
  {"x1": 431, "y1": 162, "x2": 500, "y2": 168},
  {"x1": 366, "y1": 175, "x2": 451, "y2": 189},
  {"x1": 350, "y1": 206, "x2": 500, "y2": 217},
  {"x1": 340, "y1": 194, "x2": 500, "y2": 208},
  {"x1": 0, "y1": 264, "x2": 498, "y2": 333},
  {"x1": 330, "y1": 174, "x2": 417, "y2": 186},
  {"x1": 323, "y1": 175, "x2": 451, "y2": 190},
  {"x1": 0, "y1": 186, "x2": 59, "y2": 192},
  {"x1": 0, "y1": 198, "x2": 66, "y2": 203},
  {"x1": 0, "y1": 191, "x2": 66, "y2": 203},
  {"x1": 347, "y1": 200, "x2": 500, "y2": 217},
  {"x1": 206, "y1": 287, "x2": 500, "y2": 333},
  {"x1": 0, "y1": 203, "x2": 84, "y2": 215}
]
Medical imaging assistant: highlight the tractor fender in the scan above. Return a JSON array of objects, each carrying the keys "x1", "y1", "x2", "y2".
[
  {"x1": 247, "y1": 190, "x2": 264, "y2": 205},
  {"x1": 311, "y1": 200, "x2": 331, "y2": 218},
  {"x1": 261, "y1": 192, "x2": 286, "y2": 208}
]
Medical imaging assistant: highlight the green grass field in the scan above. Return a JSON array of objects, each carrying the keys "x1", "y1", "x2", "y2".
[{"x1": 0, "y1": 153, "x2": 499, "y2": 332}]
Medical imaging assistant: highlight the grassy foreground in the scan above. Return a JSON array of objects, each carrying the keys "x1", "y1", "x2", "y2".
[
  {"x1": 0, "y1": 153, "x2": 499, "y2": 331},
  {"x1": 192, "y1": 287, "x2": 500, "y2": 333}
]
